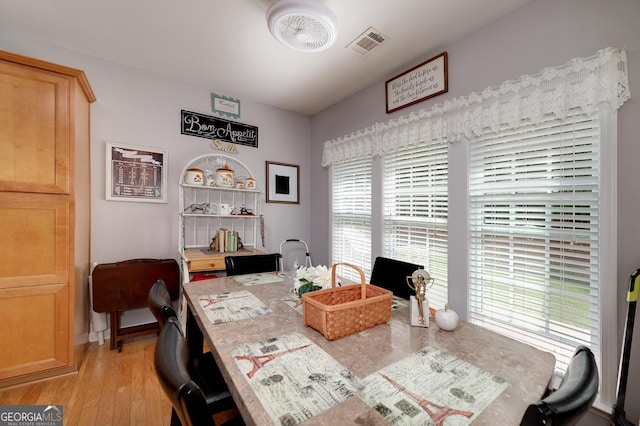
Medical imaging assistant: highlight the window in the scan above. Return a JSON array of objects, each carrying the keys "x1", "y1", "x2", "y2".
[
  {"x1": 323, "y1": 48, "x2": 628, "y2": 408},
  {"x1": 330, "y1": 157, "x2": 372, "y2": 281},
  {"x1": 468, "y1": 109, "x2": 605, "y2": 377},
  {"x1": 383, "y1": 140, "x2": 449, "y2": 309}
]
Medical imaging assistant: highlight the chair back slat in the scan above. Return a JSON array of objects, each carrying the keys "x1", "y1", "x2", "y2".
[
  {"x1": 370, "y1": 257, "x2": 423, "y2": 300},
  {"x1": 520, "y1": 345, "x2": 599, "y2": 426},
  {"x1": 154, "y1": 317, "x2": 215, "y2": 426},
  {"x1": 224, "y1": 253, "x2": 281, "y2": 276},
  {"x1": 148, "y1": 279, "x2": 178, "y2": 329}
]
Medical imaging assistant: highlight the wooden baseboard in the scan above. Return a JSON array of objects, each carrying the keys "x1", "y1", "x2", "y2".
[{"x1": 0, "y1": 365, "x2": 78, "y2": 390}]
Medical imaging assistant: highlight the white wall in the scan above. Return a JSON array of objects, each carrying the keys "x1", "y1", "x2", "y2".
[
  {"x1": 310, "y1": 0, "x2": 640, "y2": 424},
  {"x1": 0, "y1": 32, "x2": 312, "y2": 339}
]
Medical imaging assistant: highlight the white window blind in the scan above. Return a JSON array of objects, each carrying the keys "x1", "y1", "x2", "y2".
[
  {"x1": 468, "y1": 109, "x2": 601, "y2": 373},
  {"x1": 331, "y1": 157, "x2": 372, "y2": 281},
  {"x1": 383, "y1": 141, "x2": 448, "y2": 309},
  {"x1": 324, "y1": 48, "x2": 627, "y2": 409}
]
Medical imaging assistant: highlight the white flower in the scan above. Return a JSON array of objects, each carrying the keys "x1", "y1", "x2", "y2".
[
  {"x1": 295, "y1": 266, "x2": 313, "y2": 283},
  {"x1": 293, "y1": 265, "x2": 332, "y2": 297},
  {"x1": 312, "y1": 265, "x2": 332, "y2": 289}
]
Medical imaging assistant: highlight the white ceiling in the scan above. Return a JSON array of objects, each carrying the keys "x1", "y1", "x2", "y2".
[{"x1": 0, "y1": 0, "x2": 531, "y2": 115}]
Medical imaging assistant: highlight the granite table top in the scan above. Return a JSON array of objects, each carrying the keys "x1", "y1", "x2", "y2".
[{"x1": 183, "y1": 273, "x2": 555, "y2": 425}]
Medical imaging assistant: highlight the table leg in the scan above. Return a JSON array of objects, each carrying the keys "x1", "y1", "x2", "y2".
[
  {"x1": 109, "y1": 311, "x2": 118, "y2": 350},
  {"x1": 186, "y1": 305, "x2": 204, "y2": 357}
]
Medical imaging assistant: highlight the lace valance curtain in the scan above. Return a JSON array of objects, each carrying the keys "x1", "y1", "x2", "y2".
[{"x1": 322, "y1": 47, "x2": 630, "y2": 167}]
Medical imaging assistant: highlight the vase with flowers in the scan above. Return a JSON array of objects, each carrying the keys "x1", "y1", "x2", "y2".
[{"x1": 293, "y1": 265, "x2": 332, "y2": 297}]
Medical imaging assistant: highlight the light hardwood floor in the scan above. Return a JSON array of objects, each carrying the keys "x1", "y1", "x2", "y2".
[{"x1": 0, "y1": 335, "x2": 239, "y2": 425}]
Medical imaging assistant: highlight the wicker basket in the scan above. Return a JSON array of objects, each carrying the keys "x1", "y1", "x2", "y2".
[{"x1": 301, "y1": 263, "x2": 392, "y2": 340}]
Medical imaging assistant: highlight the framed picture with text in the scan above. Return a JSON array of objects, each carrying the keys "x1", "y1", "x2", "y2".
[
  {"x1": 266, "y1": 161, "x2": 300, "y2": 204},
  {"x1": 385, "y1": 51, "x2": 448, "y2": 113},
  {"x1": 105, "y1": 142, "x2": 168, "y2": 203}
]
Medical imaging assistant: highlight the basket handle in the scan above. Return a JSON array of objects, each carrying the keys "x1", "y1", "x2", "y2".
[{"x1": 331, "y1": 263, "x2": 367, "y2": 299}]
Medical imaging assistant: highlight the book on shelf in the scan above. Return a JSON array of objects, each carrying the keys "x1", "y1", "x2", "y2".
[{"x1": 215, "y1": 228, "x2": 240, "y2": 252}]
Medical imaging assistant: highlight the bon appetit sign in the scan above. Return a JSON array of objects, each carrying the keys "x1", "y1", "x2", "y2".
[{"x1": 181, "y1": 110, "x2": 258, "y2": 147}]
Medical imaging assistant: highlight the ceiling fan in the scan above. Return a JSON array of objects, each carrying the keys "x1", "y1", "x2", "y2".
[{"x1": 266, "y1": 0, "x2": 338, "y2": 52}]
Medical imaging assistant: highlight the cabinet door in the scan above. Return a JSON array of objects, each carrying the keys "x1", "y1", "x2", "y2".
[
  {"x1": 0, "y1": 60, "x2": 70, "y2": 194},
  {"x1": 0, "y1": 284, "x2": 70, "y2": 378},
  {"x1": 0, "y1": 192, "x2": 71, "y2": 379}
]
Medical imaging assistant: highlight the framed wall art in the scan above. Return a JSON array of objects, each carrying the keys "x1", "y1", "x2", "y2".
[
  {"x1": 106, "y1": 142, "x2": 168, "y2": 203},
  {"x1": 385, "y1": 51, "x2": 448, "y2": 114},
  {"x1": 211, "y1": 92, "x2": 241, "y2": 119},
  {"x1": 266, "y1": 161, "x2": 300, "y2": 204}
]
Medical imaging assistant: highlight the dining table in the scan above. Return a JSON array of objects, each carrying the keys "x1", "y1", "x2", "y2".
[{"x1": 182, "y1": 271, "x2": 556, "y2": 425}]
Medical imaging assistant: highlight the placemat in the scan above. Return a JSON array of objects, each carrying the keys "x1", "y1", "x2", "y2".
[
  {"x1": 359, "y1": 346, "x2": 508, "y2": 425},
  {"x1": 391, "y1": 296, "x2": 409, "y2": 310},
  {"x1": 198, "y1": 290, "x2": 272, "y2": 323},
  {"x1": 281, "y1": 294, "x2": 305, "y2": 314},
  {"x1": 233, "y1": 272, "x2": 284, "y2": 286},
  {"x1": 231, "y1": 332, "x2": 364, "y2": 425}
]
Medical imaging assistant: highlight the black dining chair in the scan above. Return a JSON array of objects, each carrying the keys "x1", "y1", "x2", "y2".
[
  {"x1": 148, "y1": 279, "x2": 178, "y2": 329},
  {"x1": 148, "y1": 278, "x2": 211, "y2": 362},
  {"x1": 520, "y1": 345, "x2": 599, "y2": 426},
  {"x1": 369, "y1": 256, "x2": 424, "y2": 300},
  {"x1": 154, "y1": 317, "x2": 243, "y2": 426},
  {"x1": 224, "y1": 253, "x2": 281, "y2": 276}
]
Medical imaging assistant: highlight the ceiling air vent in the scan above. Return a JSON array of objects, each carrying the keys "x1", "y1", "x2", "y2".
[{"x1": 347, "y1": 27, "x2": 389, "y2": 56}]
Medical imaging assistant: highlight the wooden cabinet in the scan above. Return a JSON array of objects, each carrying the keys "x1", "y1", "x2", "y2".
[
  {"x1": 0, "y1": 50, "x2": 95, "y2": 387},
  {"x1": 179, "y1": 154, "x2": 263, "y2": 280}
]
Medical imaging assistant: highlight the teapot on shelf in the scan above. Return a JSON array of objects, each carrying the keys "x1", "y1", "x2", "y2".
[
  {"x1": 184, "y1": 168, "x2": 205, "y2": 185},
  {"x1": 235, "y1": 175, "x2": 257, "y2": 190},
  {"x1": 245, "y1": 177, "x2": 257, "y2": 189},
  {"x1": 212, "y1": 157, "x2": 235, "y2": 187},
  {"x1": 215, "y1": 167, "x2": 235, "y2": 187}
]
